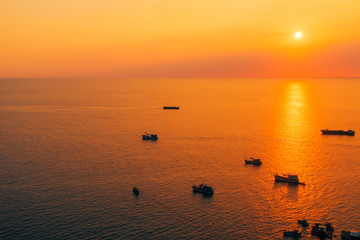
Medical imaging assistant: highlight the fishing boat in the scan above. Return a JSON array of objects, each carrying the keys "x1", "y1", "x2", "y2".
[
  {"x1": 298, "y1": 219, "x2": 309, "y2": 227},
  {"x1": 274, "y1": 174, "x2": 305, "y2": 185},
  {"x1": 283, "y1": 230, "x2": 302, "y2": 238},
  {"x1": 311, "y1": 223, "x2": 334, "y2": 239},
  {"x1": 163, "y1": 106, "x2": 180, "y2": 110},
  {"x1": 142, "y1": 133, "x2": 158, "y2": 140},
  {"x1": 192, "y1": 184, "x2": 214, "y2": 195},
  {"x1": 341, "y1": 230, "x2": 360, "y2": 240},
  {"x1": 133, "y1": 187, "x2": 139, "y2": 195},
  {"x1": 321, "y1": 129, "x2": 355, "y2": 136},
  {"x1": 245, "y1": 157, "x2": 262, "y2": 165}
]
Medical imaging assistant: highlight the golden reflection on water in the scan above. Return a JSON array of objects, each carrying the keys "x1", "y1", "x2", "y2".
[
  {"x1": 264, "y1": 80, "x2": 322, "y2": 221},
  {"x1": 268, "y1": 80, "x2": 320, "y2": 181},
  {"x1": 277, "y1": 81, "x2": 312, "y2": 139},
  {"x1": 1, "y1": 78, "x2": 359, "y2": 239}
]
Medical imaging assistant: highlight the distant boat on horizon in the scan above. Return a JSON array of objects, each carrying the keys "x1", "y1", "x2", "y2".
[
  {"x1": 163, "y1": 106, "x2": 180, "y2": 110},
  {"x1": 321, "y1": 129, "x2": 355, "y2": 136}
]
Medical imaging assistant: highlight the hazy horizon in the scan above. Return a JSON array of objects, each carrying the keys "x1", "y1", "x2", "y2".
[{"x1": 1, "y1": 76, "x2": 360, "y2": 80}]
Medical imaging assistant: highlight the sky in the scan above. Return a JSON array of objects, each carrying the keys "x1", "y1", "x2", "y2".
[{"x1": 1, "y1": 0, "x2": 360, "y2": 78}]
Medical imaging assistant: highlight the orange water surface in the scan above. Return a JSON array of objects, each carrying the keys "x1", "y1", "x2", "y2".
[{"x1": 0, "y1": 78, "x2": 359, "y2": 239}]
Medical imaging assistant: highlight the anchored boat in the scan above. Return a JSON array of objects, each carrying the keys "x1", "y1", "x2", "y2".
[
  {"x1": 311, "y1": 223, "x2": 334, "y2": 239},
  {"x1": 274, "y1": 174, "x2": 305, "y2": 185},
  {"x1": 192, "y1": 184, "x2": 214, "y2": 195},
  {"x1": 163, "y1": 106, "x2": 180, "y2": 110},
  {"x1": 321, "y1": 129, "x2": 355, "y2": 136},
  {"x1": 341, "y1": 230, "x2": 360, "y2": 240},
  {"x1": 245, "y1": 157, "x2": 262, "y2": 165},
  {"x1": 142, "y1": 133, "x2": 158, "y2": 140},
  {"x1": 133, "y1": 187, "x2": 139, "y2": 195}
]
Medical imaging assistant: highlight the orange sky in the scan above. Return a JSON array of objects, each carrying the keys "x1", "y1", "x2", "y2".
[{"x1": 1, "y1": 0, "x2": 360, "y2": 78}]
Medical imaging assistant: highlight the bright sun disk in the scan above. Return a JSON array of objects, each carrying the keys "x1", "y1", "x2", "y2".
[{"x1": 295, "y1": 32, "x2": 302, "y2": 38}]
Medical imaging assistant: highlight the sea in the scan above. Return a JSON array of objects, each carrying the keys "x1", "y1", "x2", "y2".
[{"x1": 0, "y1": 78, "x2": 359, "y2": 239}]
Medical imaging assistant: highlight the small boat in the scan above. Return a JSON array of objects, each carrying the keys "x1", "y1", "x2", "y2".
[
  {"x1": 298, "y1": 219, "x2": 309, "y2": 227},
  {"x1": 133, "y1": 187, "x2": 139, "y2": 195},
  {"x1": 321, "y1": 129, "x2": 355, "y2": 136},
  {"x1": 245, "y1": 157, "x2": 262, "y2": 165},
  {"x1": 283, "y1": 230, "x2": 302, "y2": 238},
  {"x1": 311, "y1": 223, "x2": 334, "y2": 239},
  {"x1": 341, "y1": 230, "x2": 360, "y2": 240},
  {"x1": 192, "y1": 184, "x2": 214, "y2": 195},
  {"x1": 274, "y1": 174, "x2": 305, "y2": 185},
  {"x1": 142, "y1": 133, "x2": 158, "y2": 140},
  {"x1": 163, "y1": 106, "x2": 180, "y2": 110}
]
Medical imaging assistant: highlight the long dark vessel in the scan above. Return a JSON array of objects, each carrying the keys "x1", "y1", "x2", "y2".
[
  {"x1": 163, "y1": 106, "x2": 180, "y2": 110},
  {"x1": 192, "y1": 184, "x2": 214, "y2": 195},
  {"x1": 321, "y1": 129, "x2": 355, "y2": 136}
]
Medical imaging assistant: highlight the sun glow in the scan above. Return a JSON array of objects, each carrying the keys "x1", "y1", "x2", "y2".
[
  {"x1": 295, "y1": 32, "x2": 302, "y2": 38},
  {"x1": 2, "y1": 1, "x2": 360, "y2": 77}
]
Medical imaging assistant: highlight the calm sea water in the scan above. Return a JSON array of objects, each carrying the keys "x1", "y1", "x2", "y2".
[{"x1": 0, "y1": 78, "x2": 359, "y2": 239}]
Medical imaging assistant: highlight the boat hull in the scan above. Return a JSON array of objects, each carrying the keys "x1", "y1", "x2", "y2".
[
  {"x1": 341, "y1": 231, "x2": 360, "y2": 240},
  {"x1": 283, "y1": 231, "x2": 301, "y2": 238},
  {"x1": 245, "y1": 160, "x2": 262, "y2": 165},
  {"x1": 192, "y1": 186, "x2": 214, "y2": 195},
  {"x1": 311, "y1": 223, "x2": 334, "y2": 239},
  {"x1": 321, "y1": 130, "x2": 355, "y2": 136},
  {"x1": 142, "y1": 134, "x2": 158, "y2": 140},
  {"x1": 274, "y1": 175, "x2": 305, "y2": 185},
  {"x1": 133, "y1": 188, "x2": 139, "y2": 195},
  {"x1": 193, "y1": 189, "x2": 213, "y2": 195}
]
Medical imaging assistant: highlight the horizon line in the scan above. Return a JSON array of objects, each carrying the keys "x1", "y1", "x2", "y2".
[{"x1": 1, "y1": 76, "x2": 360, "y2": 80}]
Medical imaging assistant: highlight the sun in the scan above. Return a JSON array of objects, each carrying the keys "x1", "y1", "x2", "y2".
[{"x1": 295, "y1": 32, "x2": 302, "y2": 38}]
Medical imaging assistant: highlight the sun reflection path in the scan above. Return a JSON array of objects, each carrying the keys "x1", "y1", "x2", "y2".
[
  {"x1": 282, "y1": 81, "x2": 309, "y2": 138},
  {"x1": 268, "y1": 80, "x2": 319, "y2": 174},
  {"x1": 263, "y1": 81, "x2": 345, "y2": 227}
]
